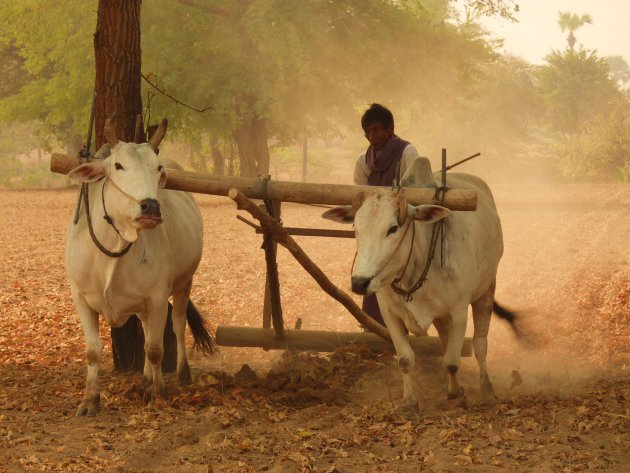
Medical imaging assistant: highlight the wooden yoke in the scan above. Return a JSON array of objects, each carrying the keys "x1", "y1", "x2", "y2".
[
  {"x1": 50, "y1": 153, "x2": 477, "y2": 210},
  {"x1": 228, "y1": 188, "x2": 392, "y2": 341}
]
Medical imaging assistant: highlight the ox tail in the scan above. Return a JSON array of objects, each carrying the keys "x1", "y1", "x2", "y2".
[
  {"x1": 493, "y1": 301, "x2": 522, "y2": 338},
  {"x1": 186, "y1": 301, "x2": 218, "y2": 355}
]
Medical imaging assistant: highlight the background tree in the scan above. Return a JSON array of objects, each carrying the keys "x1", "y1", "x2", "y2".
[
  {"x1": 606, "y1": 55, "x2": 630, "y2": 89},
  {"x1": 141, "y1": 0, "x2": 500, "y2": 178},
  {"x1": 554, "y1": 98, "x2": 630, "y2": 181},
  {"x1": 538, "y1": 49, "x2": 618, "y2": 135},
  {"x1": 0, "y1": 1, "x2": 94, "y2": 146},
  {"x1": 537, "y1": 13, "x2": 629, "y2": 181},
  {"x1": 558, "y1": 11, "x2": 592, "y2": 50},
  {"x1": 2, "y1": 0, "x2": 627, "y2": 185}
]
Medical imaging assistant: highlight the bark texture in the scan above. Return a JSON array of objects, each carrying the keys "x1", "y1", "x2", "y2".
[
  {"x1": 94, "y1": 0, "x2": 145, "y2": 147},
  {"x1": 233, "y1": 96, "x2": 270, "y2": 177}
]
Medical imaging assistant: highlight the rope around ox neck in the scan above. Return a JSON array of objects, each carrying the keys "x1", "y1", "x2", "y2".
[
  {"x1": 82, "y1": 179, "x2": 132, "y2": 258},
  {"x1": 390, "y1": 186, "x2": 449, "y2": 302}
]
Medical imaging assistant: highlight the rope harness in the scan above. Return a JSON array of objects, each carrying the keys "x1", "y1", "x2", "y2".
[
  {"x1": 72, "y1": 90, "x2": 138, "y2": 258},
  {"x1": 82, "y1": 178, "x2": 133, "y2": 258},
  {"x1": 389, "y1": 185, "x2": 449, "y2": 302}
]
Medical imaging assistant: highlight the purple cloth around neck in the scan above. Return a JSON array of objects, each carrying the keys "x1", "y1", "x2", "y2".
[{"x1": 365, "y1": 135, "x2": 410, "y2": 186}]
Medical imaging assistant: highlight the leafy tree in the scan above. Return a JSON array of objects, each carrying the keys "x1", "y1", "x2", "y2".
[
  {"x1": 0, "y1": 1, "x2": 95, "y2": 144},
  {"x1": 558, "y1": 11, "x2": 592, "y2": 50},
  {"x1": 555, "y1": 98, "x2": 630, "y2": 181},
  {"x1": 0, "y1": 0, "x2": 527, "y2": 179},
  {"x1": 141, "y1": 0, "x2": 501, "y2": 176},
  {"x1": 606, "y1": 55, "x2": 630, "y2": 88},
  {"x1": 0, "y1": 46, "x2": 29, "y2": 99},
  {"x1": 538, "y1": 49, "x2": 619, "y2": 135},
  {"x1": 460, "y1": 0, "x2": 520, "y2": 21}
]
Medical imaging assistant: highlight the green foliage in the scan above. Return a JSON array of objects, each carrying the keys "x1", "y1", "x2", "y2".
[
  {"x1": 606, "y1": 55, "x2": 630, "y2": 88},
  {"x1": 463, "y1": 0, "x2": 520, "y2": 21},
  {"x1": 555, "y1": 98, "x2": 630, "y2": 181},
  {"x1": 0, "y1": 122, "x2": 68, "y2": 188},
  {"x1": 558, "y1": 11, "x2": 593, "y2": 33},
  {"x1": 138, "y1": 0, "x2": 499, "y2": 174},
  {"x1": 2, "y1": 0, "x2": 627, "y2": 185},
  {"x1": 538, "y1": 48, "x2": 619, "y2": 135},
  {"x1": 539, "y1": 47, "x2": 630, "y2": 181},
  {"x1": 557, "y1": 11, "x2": 592, "y2": 49},
  {"x1": 0, "y1": 1, "x2": 96, "y2": 142}
]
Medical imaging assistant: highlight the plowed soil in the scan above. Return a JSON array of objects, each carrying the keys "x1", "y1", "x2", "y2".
[{"x1": 0, "y1": 182, "x2": 628, "y2": 472}]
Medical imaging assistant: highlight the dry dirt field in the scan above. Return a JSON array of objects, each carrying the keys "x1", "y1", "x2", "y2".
[{"x1": 0, "y1": 182, "x2": 628, "y2": 472}]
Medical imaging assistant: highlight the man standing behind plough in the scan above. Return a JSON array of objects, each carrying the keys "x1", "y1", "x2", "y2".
[{"x1": 353, "y1": 103, "x2": 420, "y2": 327}]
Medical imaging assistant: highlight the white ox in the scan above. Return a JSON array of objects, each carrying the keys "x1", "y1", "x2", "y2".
[
  {"x1": 323, "y1": 159, "x2": 517, "y2": 410},
  {"x1": 66, "y1": 119, "x2": 214, "y2": 416}
]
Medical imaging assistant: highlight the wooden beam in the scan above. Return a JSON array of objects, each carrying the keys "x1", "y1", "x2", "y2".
[
  {"x1": 50, "y1": 153, "x2": 477, "y2": 210},
  {"x1": 216, "y1": 326, "x2": 473, "y2": 357},
  {"x1": 256, "y1": 227, "x2": 356, "y2": 238},
  {"x1": 228, "y1": 187, "x2": 391, "y2": 341},
  {"x1": 235, "y1": 216, "x2": 355, "y2": 238},
  {"x1": 261, "y1": 200, "x2": 284, "y2": 338}
]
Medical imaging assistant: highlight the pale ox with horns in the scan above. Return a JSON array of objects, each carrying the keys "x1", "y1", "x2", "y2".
[
  {"x1": 323, "y1": 159, "x2": 518, "y2": 410},
  {"x1": 66, "y1": 118, "x2": 215, "y2": 416}
]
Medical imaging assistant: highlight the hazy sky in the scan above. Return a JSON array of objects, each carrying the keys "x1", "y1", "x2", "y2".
[{"x1": 475, "y1": 0, "x2": 629, "y2": 64}]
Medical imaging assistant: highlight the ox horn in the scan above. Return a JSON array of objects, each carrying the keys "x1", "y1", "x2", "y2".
[
  {"x1": 148, "y1": 118, "x2": 168, "y2": 152},
  {"x1": 352, "y1": 191, "x2": 366, "y2": 211},
  {"x1": 397, "y1": 191, "x2": 408, "y2": 226},
  {"x1": 103, "y1": 118, "x2": 119, "y2": 149},
  {"x1": 133, "y1": 114, "x2": 143, "y2": 143}
]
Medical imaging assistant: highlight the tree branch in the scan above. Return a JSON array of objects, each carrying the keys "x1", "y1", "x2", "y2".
[{"x1": 141, "y1": 74, "x2": 213, "y2": 113}]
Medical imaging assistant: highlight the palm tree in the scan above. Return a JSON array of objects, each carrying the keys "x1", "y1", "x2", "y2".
[{"x1": 558, "y1": 11, "x2": 593, "y2": 49}]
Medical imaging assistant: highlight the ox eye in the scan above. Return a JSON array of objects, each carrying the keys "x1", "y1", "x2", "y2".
[
  {"x1": 157, "y1": 165, "x2": 163, "y2": 171},
  {"x1": 387, "y1": 225, "x2": 398, "y2": 236},
  {"x1": 114, "y1": 163, "x2": 124, "y2": 171}
]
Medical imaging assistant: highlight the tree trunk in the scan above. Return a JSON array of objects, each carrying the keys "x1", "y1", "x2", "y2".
[
  {"x1": 234, "y1": 115, "x2": 270, "y2": 178},
  {"x1": 226, "y1": 140, "x2": 235, "y2": 176},
  {"x1": 301, "y1": 137, "x2": 308, "y2": 183},
  {"x1": 209, "y1": 135, "x2": 225, "y2": 176},
  {"x1": 94, "y1": 0, "x2": 176, "y2": 372},
  {"x1": 94, "y1": 0, "x2": 145, "y2": 144}
]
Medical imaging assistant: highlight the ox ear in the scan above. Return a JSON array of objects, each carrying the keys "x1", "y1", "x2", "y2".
[
  {"x1": 321, "y1": 206, "x2": 355, "y2": 224},
  {"x1": 158, "y1": 167, "x2": 168, "y2": 189},
  {"x1": 413, "y1": 204, "x2": 451, "y2": 223},
  {"x1": 68, "y1": 162, "x2": 107, "y2": 183}
]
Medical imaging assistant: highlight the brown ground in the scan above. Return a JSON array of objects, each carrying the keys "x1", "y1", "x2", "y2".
[{"x1": 0, "y1": 182, "x2": 628, "y2": 472}]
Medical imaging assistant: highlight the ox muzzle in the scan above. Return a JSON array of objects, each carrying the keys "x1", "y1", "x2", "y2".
[
  {"x1": 138, "y1": 198, "x2": 162, "y2": 224},
  {"x1": 351, "y1": 276, "x2": 373, "y2": 295}
]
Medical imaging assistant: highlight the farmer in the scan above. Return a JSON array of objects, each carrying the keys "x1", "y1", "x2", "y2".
[{"x1": 353, "y1": 103, "x2": 420, "y2": 326}]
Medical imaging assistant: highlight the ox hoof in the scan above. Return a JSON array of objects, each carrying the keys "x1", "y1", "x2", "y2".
[
  {"x1": 447, "y1": 387, "x2": 465, "y2": 400},
  {"x1": 438, "y1": 388, "x2": 467, "y2": 410},
  {"x1": 440, "y1": 388, "x2": 467, "y2": 410},
  {"x1": 401, "y1": 397, "x2": 419, "y2": 412},
  {"x1": 76, "y1": 394, "x2": 100, "y2": 417},
  {"x1": 481, "y1": 378, "x2": 497, "y2": 400},
  {"x1": 143, "y1": 385, "x2": 166, "y2": 404},
  {"x1": 178, "y1": 364, "x2": 192, "y2": 386},
  {"x1": 398, "y1": 356, "x2": 412, "y2": 374}
]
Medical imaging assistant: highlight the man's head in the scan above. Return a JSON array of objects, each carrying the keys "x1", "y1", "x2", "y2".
[{"x1": 361, "y1": 103, "x2": 395, "y2": 150}]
